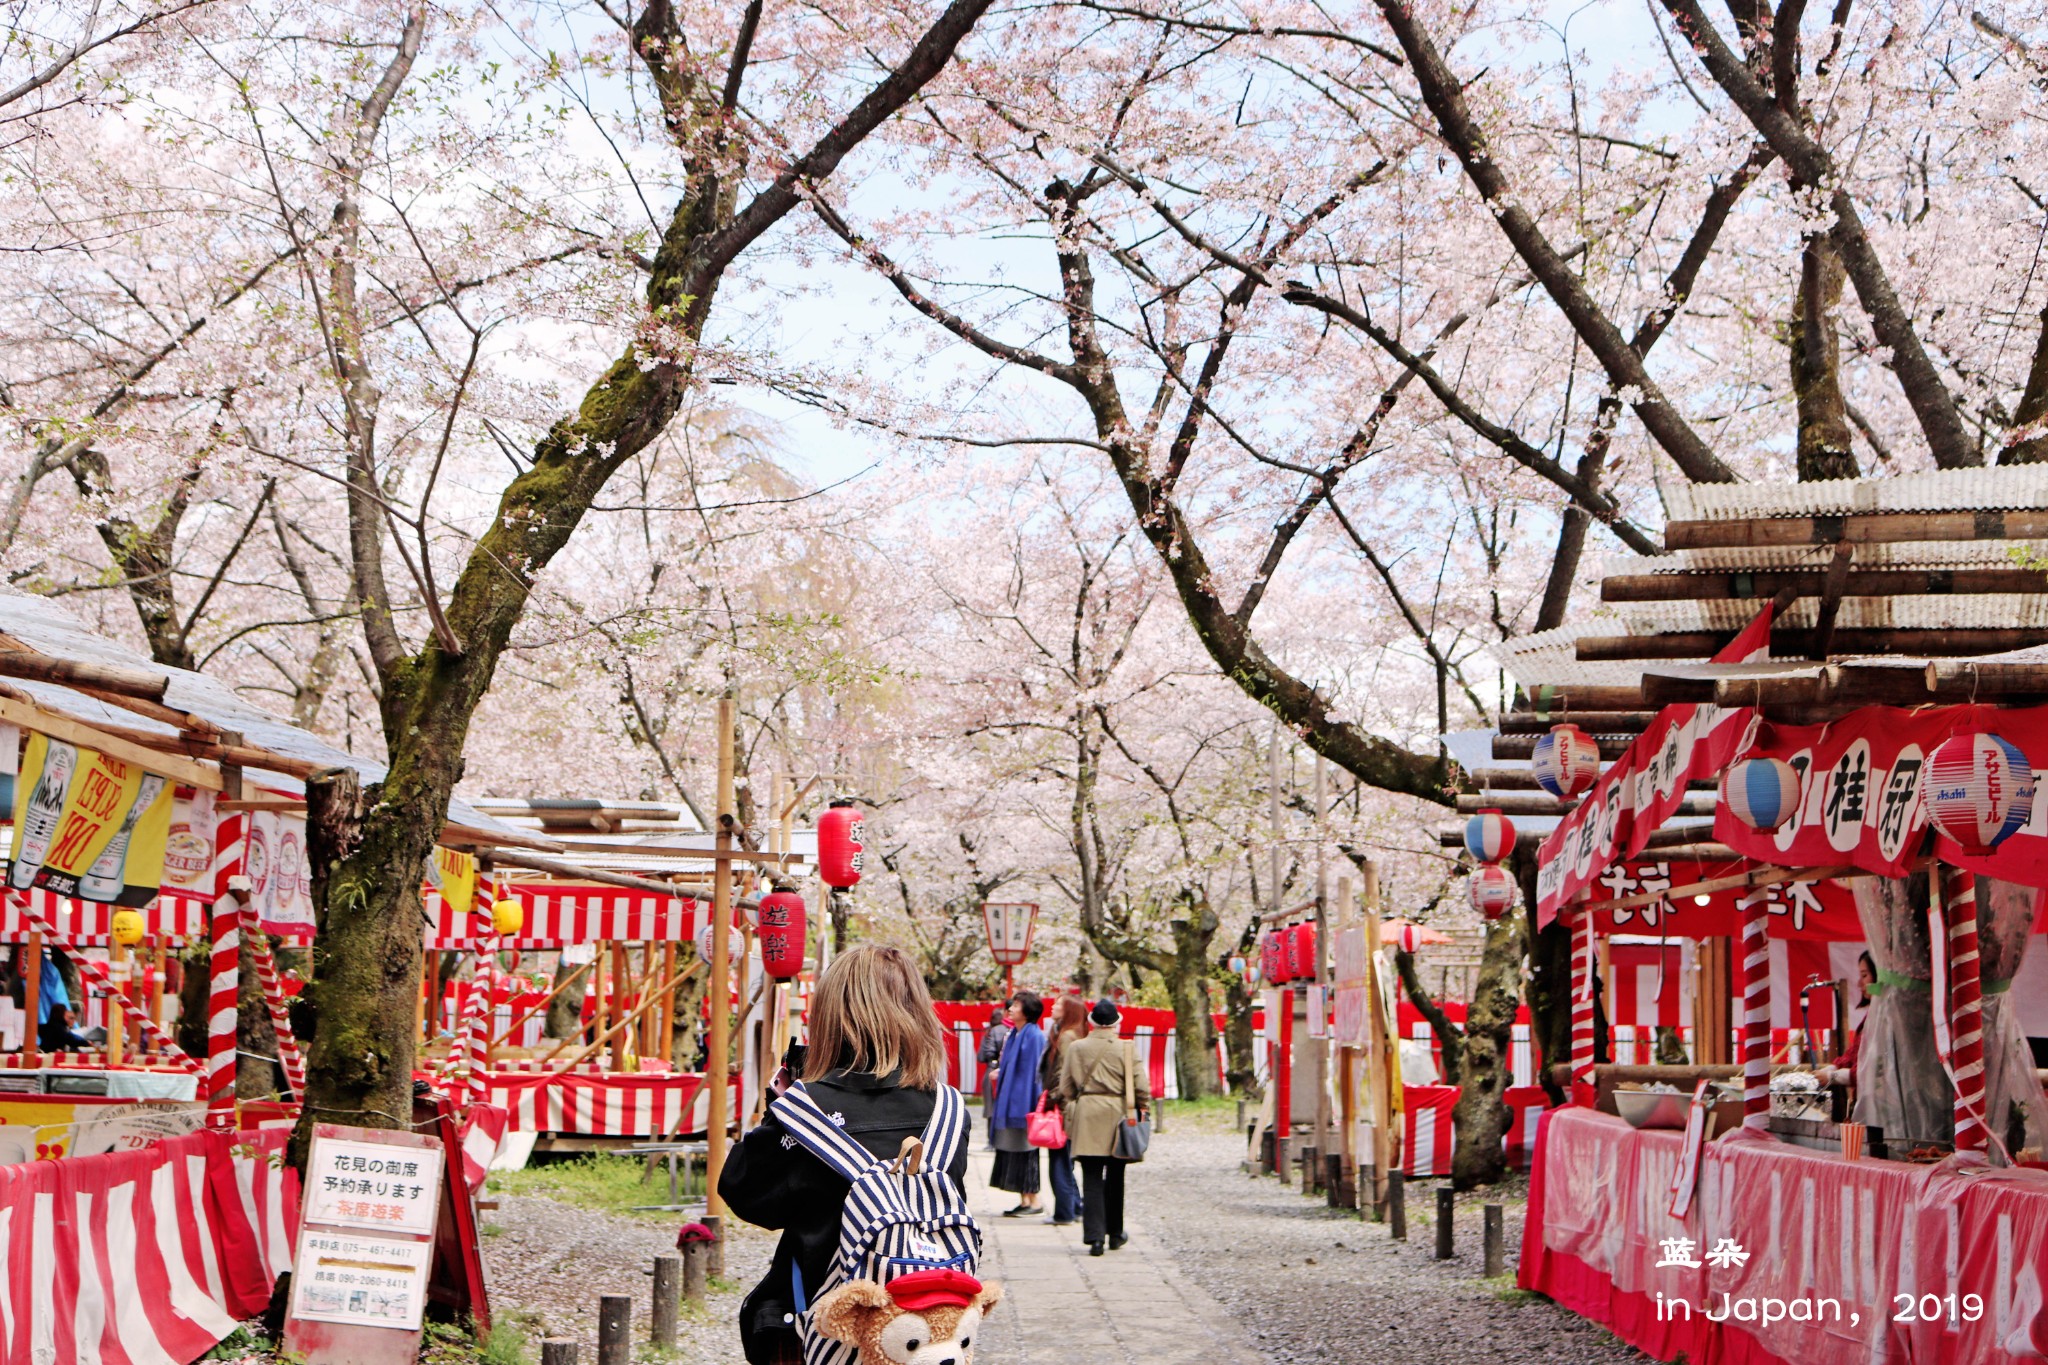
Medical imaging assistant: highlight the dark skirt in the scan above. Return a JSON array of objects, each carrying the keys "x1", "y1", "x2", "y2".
[{"x1": 990, "y1": 1144, "x2": 1041, "y2": 1194}]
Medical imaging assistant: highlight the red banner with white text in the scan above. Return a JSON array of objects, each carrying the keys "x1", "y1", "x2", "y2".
[
  {"x1": 1714, "y1": 703, "x2": 2048, "y2": 890},
  {"x1": 1536, "y1": 609, "x2": 1775, "y2": 925},
  {"x1": 1590, "y1": 859, "x2": 1864, "y2": 940}
]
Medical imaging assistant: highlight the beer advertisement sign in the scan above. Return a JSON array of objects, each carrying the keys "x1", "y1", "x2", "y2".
[{"x1": 7, "y1": 731, "x2": 175, "y2": 905}]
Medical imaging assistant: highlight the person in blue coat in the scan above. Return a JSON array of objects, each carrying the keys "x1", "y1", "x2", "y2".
[{"x1": 988, "y1": 990, "x2": 1045, "y2": 1215}]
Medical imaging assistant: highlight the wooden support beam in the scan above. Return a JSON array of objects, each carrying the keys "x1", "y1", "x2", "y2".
[
  {"x1": 1491, "y1": 732, "x2": 1638, "y2": 761},
  {"x1": 0, "y1": 648, "x2": 168, "y2": 701},
  {"x1": 481, "y1": 850, "x2": 697, "y2": 897},
  {"x1": 1925, "y1": 660, "x2": 2048, "y2": 696},
  {"x1": 1461, "y1": 766, "x2": 1715, "y2": 792},
  {"x1": 1602, "y1": 564, "x2": 2048, "y2": 602},
  {"x1": 1455, "y1": 791, "x2": 1714, "y2": 817},
  {"x1": 1496, "y1": 710, "x2": 1656, "y2": 734},
  {"x1": 1577, "y1": 627, "x2": 2048, "y2": 661},
  {"x1": 1808, "y1": 543, "x2": 1856, "y2": 661},
  {"x1": 1511, "y1": 684, "x2": 1646, "y2": 713},
  {"x1": 1666, "y1": 508, "x2": 2048, "y2": 550},
  {"x1": 1650, "y1": 843, "x2": 1744, "y2": 862},
  {"x1": 1436, "y1": 820, "x2": 1716, "y2": 852},
  {"x1": 0, "y1": 696, "x2": 221, "y2": 790}
]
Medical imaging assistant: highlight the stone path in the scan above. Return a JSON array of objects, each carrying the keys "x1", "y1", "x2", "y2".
[{"x1": 966, "y1": 1147, "x2": 1264, "y2": 1364}]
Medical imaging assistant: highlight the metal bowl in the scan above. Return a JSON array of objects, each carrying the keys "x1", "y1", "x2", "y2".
[{"x1": 1614, "y1": 1089, "x2": 1692, "y2": 1130}]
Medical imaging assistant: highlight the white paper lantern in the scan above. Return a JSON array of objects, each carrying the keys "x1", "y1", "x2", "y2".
[
  {"x1": 1463, "y1": 809, "x2": 1516, "y2": 863},
  {"x1": 1721, "y1": 756, "x2": 1802, "y2": 831},
  {"x1": 1927, "y1": 732, "x2": 2033, "y2": 854},
  {"x1": 1531, "y1": 724, "x2": 1600, "y2": 798},
  {"x1": 1468, "y1": 864, "x2": 1516, "y2": 920}
]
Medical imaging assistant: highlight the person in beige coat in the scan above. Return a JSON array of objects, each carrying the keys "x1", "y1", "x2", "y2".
[{"x1": 1056, "y1": 998, "x2": 1151, "y2": 1256}]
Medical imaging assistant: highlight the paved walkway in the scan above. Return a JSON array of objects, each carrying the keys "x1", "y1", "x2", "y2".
[{"x1": 966, "y1": 1150, "x2": 1263, "y2": 1364}]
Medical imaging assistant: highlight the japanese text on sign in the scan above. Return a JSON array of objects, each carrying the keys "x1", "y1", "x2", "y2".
[{"x1": 302, "y1": 1137, "x2": 444, "y2": 1236}]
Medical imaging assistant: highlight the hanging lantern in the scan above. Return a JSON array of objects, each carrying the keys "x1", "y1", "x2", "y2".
[
  {"x1": 490, "y1": 896, "x2": 525, "y2": 937},
  {"x1": 1531, "y1": 724, "x2": 1600, "y2": 798},
  {"x1": 1285, "y1": 922, "x2": 1316, "y2": 980},
  {"x1": 1463, "y1": 808, "x2": 1517, "y2": 863},
  {"x1": 817, "y1": 799, "x2": 865, "y2": 889},
  {"x1": 1927, "y1": 732, "x2": 2034, "y2": 854},
  {"x1": 1721, "y1": 756, "x2": 1802, "y2": 831},
  {"x1": 110, "y1": 909, "x2": 146, "y2": 947},
  {"x1": 757, "y1": 889, "x2": 807, "y2": 979},
  {"x1": 1260, "y1": 930, "x2": 1291, "y2": 986},
  {"x1": 695, "y1": 922, "x2": 745, "y2": 965},
  {"x1": 1469, "y1": 864, "x2": 1516, "y2": 920},
  {"x1": 1395, "y1": 923, "x2": 1423, "y2": 956}
]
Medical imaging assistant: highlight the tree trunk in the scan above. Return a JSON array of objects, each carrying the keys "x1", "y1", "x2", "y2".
[
  {"x1": 237, "y1": 930, "x2": 283, "y2": 1099},
  {"x1": 544, "y1": 955, "x2": 587, "y2": 1041},
  {"x1": 1448, "y1": 914, "x2": 1523, "y2": 1190},
  {"x1": 1792, "y1": 235, "x2": 1859, "y2": 481},
  {"x1": 2006, "y1": 305, "x2": 2048, "y2": 465},
  {"x1": 1165, "y1": 912, "x2": 1222, "y2": 1100}
]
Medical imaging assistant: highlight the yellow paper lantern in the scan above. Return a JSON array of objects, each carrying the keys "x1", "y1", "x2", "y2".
[
  {"x1": 110, "y1": 909, "x2": 146, "y2": 947},
  {"x1": 490, "y1": 897, "x2": 525, "y2": 937}
]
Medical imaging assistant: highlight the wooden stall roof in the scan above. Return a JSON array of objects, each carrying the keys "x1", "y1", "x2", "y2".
[
  {"x1": 0, "y1": 585, "x2": 558, "y2": 853},
  {"x1": 1450, "y1": 468, "x2": 2048, "y2": 855}
]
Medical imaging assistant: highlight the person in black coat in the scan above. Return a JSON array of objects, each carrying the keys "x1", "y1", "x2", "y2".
[{"x1": 719, "y1": 945, "x2": 965, "y2": 1365}]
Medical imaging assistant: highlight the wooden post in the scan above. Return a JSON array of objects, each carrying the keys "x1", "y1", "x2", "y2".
[
  {"x1": 657, "y1": 941, "x2": 677, "y2": 1066},
  {"x1": 1335, "y1": 874, "x2": 1360, "y2": 1213},
  {"x1": 651, "y1": 1254, "x2": 680, "y2": 1348},
  {"x1": 541, "y1": 1340, "x2": 579, "y2": 1365},
  {"x1": 107, "y1": 939, "x2": 127, "y2": 1065},
  {"x1": 597, "y1": 1293, "x2": 631, "y2": 1365},
  {"x1": 609, "y1": 941, "x2": 630, "y2": 1071},
  {"x1": 1434, "y1": 1186, "x2": 1454, "y2": 1260},
  {"x1": 22, "y1": 932, "x2": 40, "y2": 1064},
  {"x1": 1483, "y1": 1203, "x2": 1505, "y2": 1276},
  {"x1": 592, "y1": 940, "x2": 608, "y2": 1051},
  {"x1": 424, "y1": 949, "x2": 443, "y2": 1043},
  {"x1": 707, "y1": 694, "x2": 736, "y2": 1217},
  {"x1": 1360, "y1": 863, "x2": 1393, "y2": 1216},
  {"x1": 704, "y1": 1212, "x2": 725, "y2": 1279},
  {"x1": 1311, "y1": 756, "x2": 1332, "y2": 1162},
  {"x1": 1388, "y1": 1170, "x2": 1406, "y2": 1241},
  {"x1": 146, "y1": 944, "x2": 163, "y2": 1054},
  {"x1": 682, "y1": 1240, "x2": 708, "y2": 1306}
]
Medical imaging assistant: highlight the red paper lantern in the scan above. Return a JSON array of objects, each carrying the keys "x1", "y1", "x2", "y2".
[
  {"x1": 757, "y1": 889, "x2": 806, "y2": 979},
  {"x1": 817, "y1": 799, "x2": 865, "y2": 888},
  {"x1": 1260, "y1": 930, "x2": 1291, "y2": 986},
  {"x1": 1469, "y1": 864, "x2": 1516, "y2": 920},
  {"x1": 1286, "y1": 922, "x2": 1316, "y2": 980}
]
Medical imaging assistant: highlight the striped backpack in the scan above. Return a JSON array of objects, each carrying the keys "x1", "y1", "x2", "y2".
[{"x1": 770, "y1": 1081, "x2": 980, "y2": 1365}]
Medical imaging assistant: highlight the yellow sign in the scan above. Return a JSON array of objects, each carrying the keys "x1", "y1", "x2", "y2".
[
  {"x1": 8, "y1": 732, "x2": 175, "y2": 904},
  {"x1": 430, "y1": 846, "x2": 478, "y2": 917}
]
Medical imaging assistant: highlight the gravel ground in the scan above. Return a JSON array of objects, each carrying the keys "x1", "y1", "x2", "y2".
[
  {"x1": 481, "y1": 1191, "x2": 769, "y2": 1360},
  {"x1": 1131, "y1": 1110, "x2": 1648, "y2": 1365}
]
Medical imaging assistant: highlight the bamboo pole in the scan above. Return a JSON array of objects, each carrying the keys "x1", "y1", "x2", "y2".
[
  {"x1": 1360, "y1": 863, "x2": 1391, "y2": 1214},
  {"x1": 657, "y1": 941, "x2": 677, "y2": 1065},
  {"x1": 707, "y1": 694, "x2": 736, "y2": 1218},
  {"x1": 1496, "y1": 710, "x2": 1657, "y2": 734}
]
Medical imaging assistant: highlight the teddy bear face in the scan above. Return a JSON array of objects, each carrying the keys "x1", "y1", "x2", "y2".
[
  {"x1": 874, "y1": 1303, "x2": 983, "y2": 1364},
  {"x1": 813, "y1": 1275, "x2": 1003, "y2": 1365}
]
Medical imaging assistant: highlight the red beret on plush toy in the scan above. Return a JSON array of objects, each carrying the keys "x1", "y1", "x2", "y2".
[{"x1": 813, "y1": 1268, "x2": 1004, "y2": 1364}]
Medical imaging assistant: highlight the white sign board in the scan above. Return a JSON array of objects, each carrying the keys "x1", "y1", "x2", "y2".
[
  {"x1": 289, "y1": 1231, "x2": 433, "y2": 1330},
  {"x1": 302, "y1": 1137, "x2": 444, "y2": 1236}
]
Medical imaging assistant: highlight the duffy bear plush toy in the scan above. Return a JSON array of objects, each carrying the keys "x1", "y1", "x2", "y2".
[{"x1": 813, "y1": 1267, "x2": 1003, "y2": 1365}]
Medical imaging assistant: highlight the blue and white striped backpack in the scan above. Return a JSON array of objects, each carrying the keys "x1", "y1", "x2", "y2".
[{"x1": 769, "y1": 1081, "x2": 981, "y2": 1365}]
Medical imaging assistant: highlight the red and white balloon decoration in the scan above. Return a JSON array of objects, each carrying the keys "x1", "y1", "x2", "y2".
[
  {"x1": 1531, "y1": 724, "x2": 1600, "y2": 798},
  {"x1": 1927, "y1": 732, "x2": 2034, "y2": 855},
  {"x1": 1395, "y1": 923, "x2": 1423, "y2": 955},
  {"x1": 1469, "y1": 864, "x2": 1516, "y2": 920}
]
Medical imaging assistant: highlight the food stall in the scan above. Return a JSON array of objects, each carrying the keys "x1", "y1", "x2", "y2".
[{"x1": 1500, "y1": 469, "x2": 2048, "y2": 1363}]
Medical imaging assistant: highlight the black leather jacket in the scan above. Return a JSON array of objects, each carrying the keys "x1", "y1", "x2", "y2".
[{"x1": 718, "y1": 1068, "x2": 968, "y2": 1364}]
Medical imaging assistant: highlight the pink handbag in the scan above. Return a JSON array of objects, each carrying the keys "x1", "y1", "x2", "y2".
[{"x1": 1026, "y1": 1092, "x2": 1067, "y2": 1149}]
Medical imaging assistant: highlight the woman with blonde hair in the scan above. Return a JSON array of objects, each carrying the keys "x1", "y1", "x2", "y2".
[{"x1": 720, "y1": 945, "x2": 966, "y2": 1365}]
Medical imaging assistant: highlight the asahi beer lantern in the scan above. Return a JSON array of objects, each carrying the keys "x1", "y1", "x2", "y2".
[
  {"x1": 1532, "y1": 724, "x2": 1600, "y2": 798},
  {"x1": 1928, "y1": 732, "x2": 2034, "y2": 854},
  {"x1": 1469, "y1": 864, "x2": 1516, "y2": 920}
]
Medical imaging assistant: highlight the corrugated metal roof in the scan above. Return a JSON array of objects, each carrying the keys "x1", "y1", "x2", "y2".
[
  {"x1": 0, "y1": 586, "x2": 553, "y2": 850},
  {"x1": 1665, "y1": 466, "x2": 2048, "y2": 521},
  {"x1": 1489, "y1": 627, "x2": 1675, "y2": 691}
]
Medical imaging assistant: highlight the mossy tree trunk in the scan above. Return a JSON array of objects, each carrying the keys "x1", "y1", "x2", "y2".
[
  {"x1": 287, "y1": 0, "x2": 997, "y2": 1162},
  {"x1": 1448, "y1": 916, "x2": 1523, "y2": 1190}
]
